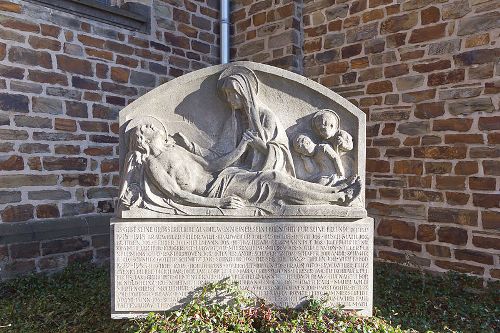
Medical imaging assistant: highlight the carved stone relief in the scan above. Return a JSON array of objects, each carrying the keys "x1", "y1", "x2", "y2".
[{"x1": 117, "y1": 62, "x2": 367, "y2": 217}]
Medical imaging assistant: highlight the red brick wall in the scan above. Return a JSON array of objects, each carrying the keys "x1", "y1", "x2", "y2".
[
  {"x1": 302, "y1": 0, "x2": 499, "y2": 280},
  {"x1": 0, "y1": 0, "x2": 219, "y2": 277},
  {"x1": 231, "y1": 0, "x2": 303, "y2": 72},
  {"x1": 0, "y1": 0, "x2": 219, "y2": 223}
]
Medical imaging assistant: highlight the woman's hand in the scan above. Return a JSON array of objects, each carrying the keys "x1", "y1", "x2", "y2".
[
  {"x1": 172, "y1": 132, "x2": 194, "y2": 152},
  {"x1": 219, "y1": 196, "x2": 245, "y2": 209},
  {"x1": 243, "y1": 130, "x2": 267, "y2": 153}
]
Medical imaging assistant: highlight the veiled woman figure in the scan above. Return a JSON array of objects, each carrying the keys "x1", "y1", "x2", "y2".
[
  {"x1": 217, "y1": 66, "x2": 296, "y2": 176},
  {"x1": 176, "y1": 66, "x2": 296, "y2": 176}
]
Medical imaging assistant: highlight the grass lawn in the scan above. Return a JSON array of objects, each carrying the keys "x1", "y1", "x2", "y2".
[{"x1": 0, "y1": 262, "x2": 498, "y2": 332}]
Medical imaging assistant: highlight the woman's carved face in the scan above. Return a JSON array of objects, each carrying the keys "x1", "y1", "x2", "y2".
[{"x1": 222, "y1": 79, "x2": 244, "y2": 110}]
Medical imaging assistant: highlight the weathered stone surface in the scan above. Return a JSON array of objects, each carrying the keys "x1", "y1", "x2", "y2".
[
  {"x1": 0, "y1": 93, "x2": 29, "y2": 113},
  {"x1": 0, "y1": 191, "x2": 21, "y2": 204},
  {"x1": 36, "y1": 204, "x2": 60, "y2": 218},
  {"x1": 61, "y1": 174, "x2": 99, "y2": 187},
  {"x1": 377, "y1": 219, "x2": 415, "y2": 239},
  {"x1": 435, "y1": 176, "x2": 466, "y2": 190},
  {"x1": 470, "y1": 177, "x2": 496, "y2": 191},
  {"x1": 130, "y1": 71, "x2": 156, "y2": 87},
  {"x1": 87, "y1": 187, "x2": 118, "y2": 199},
  {"x1": 10, "y1": 80, "x2": 42, "y2": 93},
  {"x1": 46, "y1": 87, "x2": 82, "y2": 100},
  {"x1": 428, "y1": 207, "x2": 477, "y2": 226},
  {"x1": 448, "y1": 98, "x2": 494, "y2": 115},
  {"x1": 455, "y1": 249, "x2": 493, "y2": 265},
  {"x1": 43, "y1": 157, "x2": 87, "y2": 171},
  {"x1": 402, "y1": 89, "x2": 435, "y2": 103},
  {"x1": 394, "y1": 160, "x2": 423, "y2": 175},
  {"x1": 426, "y1": 244, "x2": 451, "y2": 257},
  {"x1": 433, "y1": 118, "x2": 472, "y2": 132},
  {"x1": 397, "y1": 121, "x2": 429, "y2": 135},
  {"x1": 28, "y1": 190, "x2": 71, "y2": 200},
  {"x1": 428, "y1": 69, "x2": 465, "y2": 86},
  {"x1": 346, "y1": 22, "x2": 378, "y2": 43},
  {"x1": 32, "y1": 97, "x2": 63, "y2": 115},
  {"x1": 14, "y1": 115, "x2": 52, "y2": 128},
  {"x1": 438, "y1": 227, "x2": 468, "y2": 245},
  {"x1": 9, "y1": 242, "x2": 40, "y2": 259},
  {"x1": 414, "y1": 102, "x2": 444, "y2": 119},
  {"x1": 55, "y1": 118, "x2": 77, "y2": 132},
  {"x1": 8, "y1": 46, "x2": 52, "y2": 68},
  {"x1": 1, "y1": 204, "x2": 34, "y2": 222},
  {"x1": 457, "y1": 12, "x2": 500, "y2": 36},
  {"x1": 62, "y1": 202, "x2": 95, "y2": 216},
  {"x1": 414, "y1": 146, "x2": 466, "y2": 159},
  {"x1": 442, "y1": 0, "x2": 470, "y2": 19},
  {"x1": 396, "y1": 75, "x2": 424, "y2": 91},
  {"x1": 428, "y1": 39, "x2": 460, "y2": 55},
  {"x1": 56, "y1": 55, "x2": 93, "y2": 76},
  {"x1": 439, "y1": 87, "x2": 482, "y2": 100},
  {"x1": 472, "y1": 236, "x2": 500, "y2": 250},
  {"x1": 473, "y1": 193, "x2": 500, "y2": 209},
  {"x1": 453, "y1": 49, "x2": 500, "y2": 66},
  {"x1": 0, "y1": 155, "x2": 23, "y2": 170},
  {"x1": 367, "y1": 202, "x2": 426, "y2": 219},
  {"x1": 42, "y1": 237, "x2": 90, "y2": 256},
  {"x1": 380, "y1": 13, "x2": 418, "y2": 34},
  {"x1": 409, "y1": 23, "x2": 446, "y2": 43},
  {"x1": 417, "y1": 224, "x2": 436, "y2": 242},
  {"x1": 112, "y1": 220, "x2": 373, "y2": 316}
]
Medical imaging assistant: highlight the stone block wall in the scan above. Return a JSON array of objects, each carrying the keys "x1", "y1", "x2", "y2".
[
  {"x1": 301, "y1": 0, "x2": 499, "y2": 280},
  {"x1": 231, "y1": 0, "x2": 303, "y2": 72},
  {"x1": 0, "y1": 0, "x2": 219, "y2": 278}
]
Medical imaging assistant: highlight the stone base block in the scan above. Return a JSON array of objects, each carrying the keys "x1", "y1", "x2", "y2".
[{"x1": 111, "y1": 218, "x2": 373, "y2": 318}]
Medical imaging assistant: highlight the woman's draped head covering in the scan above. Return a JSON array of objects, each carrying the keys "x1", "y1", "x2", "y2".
[{"x1": 217, "y1": 66, "x2": 265, "y2": 143}]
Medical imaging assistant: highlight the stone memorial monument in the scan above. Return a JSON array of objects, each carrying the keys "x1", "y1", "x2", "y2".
[{"x1": 111, "y1": 62, "x2": 373, "y2": 318}]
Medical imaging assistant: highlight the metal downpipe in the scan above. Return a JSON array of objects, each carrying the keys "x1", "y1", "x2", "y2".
[{"x1": 220, "y1": 0, "x2": 230, "y2": 64}]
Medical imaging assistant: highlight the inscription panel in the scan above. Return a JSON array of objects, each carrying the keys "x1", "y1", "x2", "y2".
[{"x1": 112, "y1": 219, "x2": 373, "y2": 317}]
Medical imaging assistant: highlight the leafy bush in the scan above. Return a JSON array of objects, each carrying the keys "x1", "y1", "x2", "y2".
[{"x1": 134, "y1": 278, "x2": 407, "y2": 333}]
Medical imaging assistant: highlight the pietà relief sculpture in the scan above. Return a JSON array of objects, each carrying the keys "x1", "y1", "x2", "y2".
[{"x1": 117, "y1": 63, "x2": 366, "y2": 217}]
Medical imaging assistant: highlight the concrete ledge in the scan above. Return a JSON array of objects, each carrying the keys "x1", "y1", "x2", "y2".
[{"x1": 0, "y1": 214, "x2": 112, "y2": 245}]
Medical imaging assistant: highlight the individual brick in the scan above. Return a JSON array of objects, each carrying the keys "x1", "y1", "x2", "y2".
[
  {"x1": 1, "y1": 204, "x2": 34, "y2": 222},
  {"x1": 438, "y1": 227, "x2": 468, "y2": 245},
  {"x1": 433, "y1": 118, "x2": 472, "y2": 132},
  {"x1": 472, "y1": 193, "x2": 500, "y2": 209},
  {"x1": 428, "y1": 69, "x2": 465, "y2": 86},
  {"x1": 448, "y1": 98, "x2": 494, "y2": 116},
  {"x1": 377, "y1": 219, "x2": 415, "y2": 239},
  {"x1": 32, "y1": 97, "x2": 63, "y2": 115},
  {"x1": 8, "y1": 46, "x2": 52, "y2": 69},
  {"x1": 426, "y1": 244, "x2": 451, "y2": 258},
  {"x1": 56, "y1": 55, "x2": 93, "y2": 76},
  {"x1": 394, "y1": 160, "x2": 423, "y2": 175},
  {"x1": 409, "y1": 23, "x2": 446, "y2": 43},
  {"x1": 472, "y1": 236, "x2": 500, "y2": 250},
  {"x1": 36, "y1": 204, "x2": 60, "y2": 218},
  {"x1": 9, "y1": 242, "x2": 40, "y2": 259},
  {"x1": 380, "y1": 12, "x2": 418, "y2": 34},
  {"x1": 42, "y1": 237, "x2": 90, "y2": 256},
  {"x1": 0, "y1": 155, "x2": 23, "y2": 170},
  {"x1": 428, "y1": 207, "x2": 477, "y2": 226},
  {"x1": 43, "y1": 157, "x2": 87, "y2": 171},
  {"x1": 457, "y1": 11, "x2": 500, "y2": 36},
  {"x1": 417, "y1": 224, "x2": 436, "y2": 242}
]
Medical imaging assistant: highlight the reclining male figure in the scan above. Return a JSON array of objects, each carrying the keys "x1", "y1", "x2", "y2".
[{"x1": 135, "y1": 123, "x2": 360, "y2": 210}]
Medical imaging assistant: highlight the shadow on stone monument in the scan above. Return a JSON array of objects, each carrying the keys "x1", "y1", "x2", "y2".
[{"x1": 111, "y1": 62, "x2": 373, "y2": 319}]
